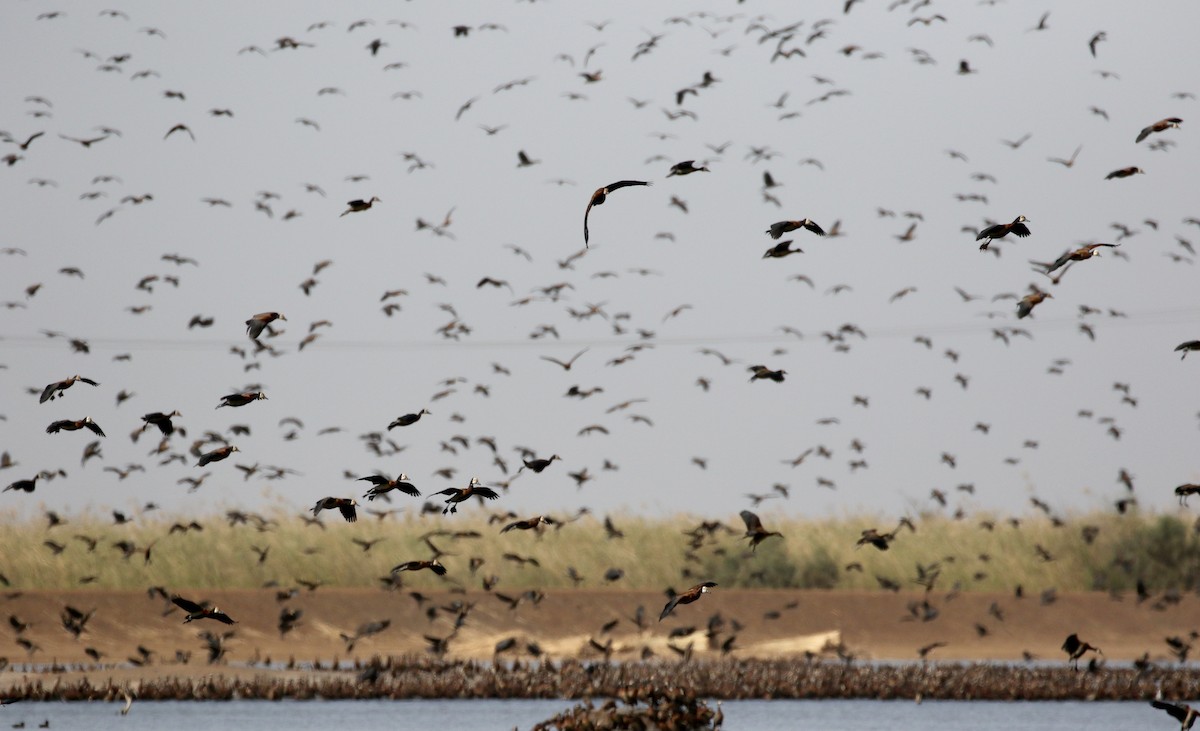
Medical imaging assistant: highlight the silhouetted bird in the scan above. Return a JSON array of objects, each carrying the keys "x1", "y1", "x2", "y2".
[{"x1": 584, "y1": 180, "x2": 651, "y2": 245}]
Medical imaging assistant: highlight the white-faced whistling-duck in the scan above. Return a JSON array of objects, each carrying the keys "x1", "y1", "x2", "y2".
[
  {"x1": 217, "y1": 391, "x2": 266, "y2": 408},
  {"x1": 1061, "y1": 633, "x2": 1101, "y2": 669},
  {"x1": 520, "y1": 455, "x2": 560, "y2": 473},
  {"x1": 501, "y1": 515, "x2": 555, "y2": 533},
  {"x1": 1038, "y1": 243, "x2": 1118, "y2": 274},
  {"x1": 748, "y1": 365, "x2": 786, "y2": 383},
  {"x1": 659, "y1": 581, "x2": 717, "y2": 621},
  {"x1": 46, "y1": 417, "x2": 105, "y2": 437},
  {"x1": 1175, "y1": 341, "x2": 1200, "y2": 360},
  {"x1": 245, "y1": 312, "x2": 285, "y2": 340},
  {"x1": 739, "y1": 510, "x2": 783, "y2": 551},
  {"x1": 540, "y1": 348, "x2": 589, "y2": 371},
  {"x1": 391, "y1": 559, "x2": 447, "y2": 575},
  {"x1": 171, "y1": 595, "x2": 236, "y2": 624},
  {"x1": 1017, "y1": 289, "x2": 1052, "y2": 319},
  {"x1": 857, "y1": 528, "x2": 894, "y2": 550},
  {"x1": 360, "y1": 473, "x2": 421, "y2": 500},
  {"x1": 667, "y1": 160, "x2": 709, "y2": 177},
  {"x1": 434, "y1": 477, "x2": 500, "y2": 514},
  {"x1": 387, "y1": 409, "x2": 430, "y2": 429},
  {"x1": 584, "y1": 180, "x2": 651, "y2": 246},
  {"x1": 196, "y1": 445, "x2": 238, "y2": 466},
  {"x1": 763, "y1": 240, "x2": 803, "y2": 258},
  {"x1": 1151, "y1": 700, "x2": 1199, "y2": 730},
  {"x1": 340, "y1": 196, "x2": 380, "y2": 216},
  {"x1": 140, "y1": 410, "x2": 181, "y2": 436},
  {"x1": 766, "y1": 219, "x2": 826, "y2": 239},
  {"x1": 1105, "y1": 166, "x2": 1144, "y2": 180},
  {"x1": 1136, "y1": 117, "x2": 1182, "y2": 143},
  {"x1": 39, "y1": 374, "x2": 99, "y2": 403},
  {"x1": 975, "y1": 215, "x2": 1030, "y2": 250},
  {"x1": 1176, "y1": 484, "x2": 1200, "y2": 506},
  {"x1": 311, "y1": 497, "x2": 358, "y2": 522}
]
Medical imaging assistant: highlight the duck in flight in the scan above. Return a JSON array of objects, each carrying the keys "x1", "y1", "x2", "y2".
[{"x1": 584, "y1": 180, "x2": 651, "y2": 246}]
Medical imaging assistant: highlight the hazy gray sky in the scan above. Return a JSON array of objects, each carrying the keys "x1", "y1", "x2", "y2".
[{"x1": 1, "y1": 0, "x2": 1197, "y2": 524}]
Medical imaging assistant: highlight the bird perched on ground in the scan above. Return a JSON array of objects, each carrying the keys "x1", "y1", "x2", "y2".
[
  {"x1": 46, "y1": 417, "x2": 105, "y2": 437},
  {"x1": 1136, "y1": 117, "x2": 1182, "y2": 143},
  {"x1": 667, "y1": 160, "x2": 709, "y2": 176},
  {"x1": 388, "y1": 409, "x2": 430, "y2": 429},
  {"x1": 39, "y1": 375, "x2": 99, "y2": 403},
  {"x1": 739, "y1": 510, "x2": 782, "y2": 551},
  {"x1": 391, "y1": 559, "x2": 447, "y2": 575},
  {"x1": 340, "y1": 196, "x2": 380, "y2": 216},
  {"x1": 1175, "y1": 341, "x2": 1200, "y2": 359},
  {"x1": 583, "y1": 180, "x2": 651, "y2": 245},
  {"x1": 1036, "y1": 243, "x2": 1118, "y2": 273},
  {"x1": 659, "y1": 581, "x2": 717, "y2": 621},
  {"x1": 171, "y1": 595, "x2": 236, "y2": 624},
  {"x1": 1061, "y1": 633, "x2": 1101, "y2": 668},
  {"x1": 1151, "y1": 699, "x2": 1199, "y2": 730},
  {"x1": 312, "y1": 497, "x2": 358, "y2": 522},
  {"x1": 766, "y1": 219, "x2": 825, "y2": 239},
  {"x1": 196, "y1": 445, "x2": 238, "y2": 466},
  {"x1": 434, "y1": 478, "x2": 500, "y2": 514},
  {"x1": 245, "y1": 312, "x2": 285, "y2": 340},
  {"x1": 976, "y1": 215, "x2": 1030, "y2": 250},
  {"x1": 1106, "y1": 166, "x2": 1144, "y2": 180},
  {"x1": 360, "y1": 473, "x2": 421, "y2": 500}
]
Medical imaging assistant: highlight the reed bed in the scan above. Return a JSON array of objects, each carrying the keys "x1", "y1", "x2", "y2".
[{"x1": 0, "y1": 507, "x2": 1196, "y2": 593}]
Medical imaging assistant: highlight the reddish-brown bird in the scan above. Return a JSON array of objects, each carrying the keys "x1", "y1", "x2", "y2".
[
  {"x1": 311, "y1": 497, "x2": 358, "y2": 522},
  {"x1": 976, "y1": 215, "x2": 1030, "y2": 250},
  {"x1": 172, "y1": 595, "x2": 236, "y2": 624},
  {"x1": 391, "y1": 559, "x2": 447, "y2": 575},
  {"x1": 197, "y1": 445, "x2": 239, "y2": 466},
  {"x1": 1136, "y1": 117, "x2": 1182, "y2": 143},
  {"x1": 245, "y1": 312, "x2": 285, "y2": 340},
  {"x1": 659, "y1": 581, "x2": 717, "y2": 621},
  {"x1": 360, "y1": 473, "x2": 421, "y2": 500},
  {"x1": 584, "y1": 180, "x2": 651, "y2": 246},
  {"x1": 739, "y1": 510, "x2": 783, "y2": 551},
  {"x1": 434, "y1": 478, "x2": 500, "y2": 514},
  {"x1": 1105, "y1": 166, "x2": 1144, "y2": 180},
  {"x1": 46, "y1": 417, "x2": 105, "y2": 437},
  {"x1": 217, "y1": 391, "x2": 266, "y2": 408},
  {"x1": 40, "y1": 375, "x2": 99, "y2": 403},
  {"x1": 766, "y1": 219, "x2": 825, "y2": 239}
]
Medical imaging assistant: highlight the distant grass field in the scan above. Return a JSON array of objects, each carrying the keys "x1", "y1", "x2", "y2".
[{"x1": 1, "y1": 504, "x2": 1197, "y2": 593}]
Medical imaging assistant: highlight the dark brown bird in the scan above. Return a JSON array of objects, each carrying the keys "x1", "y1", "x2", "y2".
[
  {"x1": 39, "y1": 375, "x2": 99, "y2": 403},
  {"x1": 1151, "y1": 700, "x2": 1199, "y2": 730},
  {"x1": 857, "y1": 528, "x2": 894, "y2": 551},
  {"x1": 659, "y1": 581, "x2": 717, "y2": 621},
  {"x1": 217, "y1": 391, "x2": 266, "y2": 408},
  {"x1": 46, "y1": 417, "x2": 105, "y2": 437},
  {"x1": 1137, "y1": 117, "x2": 1182, "y2": 143},
  {"x1": 434, "y1": 477, "x2": 500, "y2": 514},
  {"x1": 763, "y1": 240, "x2": 803, "y2": 258},
  {"x1": 3, "y1": 475, "x2": 39, "y2": 493},
  {"x1": 311, "y1": 497, "x2": 358, "y2": 522},
  {"x1": 1017, "y1": 289, "x2": 1052, "y2": 319},
  {"x1": 245, "y1": 312, "x2": 285, "y2": 340},
  {"x1": 1037, "y1": 243, "x2": 1118, "y2": 273},
  {"x1": 766, "y1": 219, "x2": 825, "y2": 239},
  {"x1": 141, "y1": 410, "x2": 181, "y2": 436},
  {"x1": 1105, "y1": 166, "x2": 1144, "y2": 180},
  {"x1": 388, "y1": 409, "x2": 430, "y2": 429},
  {"x1": 1061, "y1": 632, "x2": 1101, "y2": 668},
  {"x1": 501, "y1": 515, "x2": 555, "y2": 533},
  {"x1": 196, "y1": 445, "x2": 239, "y2": 466},
  {"x1": 172, "y1": 595, "x2": 236, "y2": 624},
  {"x1": 540, "y1": 348, "x2": 588, "y2": 371},
  {"x1": 667, "y1": 160, "x2": 709, "y2": 176},
  {"x1": 391, "y1": 559, "x2": 447, "y2": 575},
  {"x1": 1176, "y1": 484, "x2": 1200, "y2": 506},
  {"x1": 584, "y1": 180, "x2": 651, "y2": 246},
  {"x1": 340, "y1": 196, "x2": 380, "y2": 216},
  {"x1": 739, "y1": 510, "x2": 782, "y2": 551},
  {"x1": 1175, "y1": 341, "x2": 1200, "y2": 360},
  {"x1": 976, "y1": 215, "x2": 1030, "y2": 250},
  {"x1": 360, "y1": 473, "x2": 420, "y2": 500},
  {"x1": 748, "y1": 365, "x2": 786, "y2": 383},
  {"x1": 520, "y1": 455, "x2": 560, "y2": 473}
]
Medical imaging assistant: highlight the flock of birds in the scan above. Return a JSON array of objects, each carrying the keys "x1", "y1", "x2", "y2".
[{"x1": 1, "y1": 0, "x2": 1200, "y2": 721}]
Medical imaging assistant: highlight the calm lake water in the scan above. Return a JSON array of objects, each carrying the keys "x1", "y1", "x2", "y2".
[{"x1": 0, "y1": 698, "x2": 1159, "y2": 730}]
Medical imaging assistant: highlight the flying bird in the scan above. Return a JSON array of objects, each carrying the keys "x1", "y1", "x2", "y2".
[
  {"x1": 766, "y1": 219, "x2": 825, "y2": 239},
  {"x1": 1150, "y1": 700, "x2": 1198, "y2": 731},
  {"x1": 739, "y1": 510, "x2": 782, "y2": 551},
  {"x1": 1105, "y1": 166, "x2": 1144, "y2": 180},
  {"x1": 1136, "y1": 117, "x2": 1182, "y2": 143},
  {"x1": 360, "y1": 473, "x2": 421, "y2": 500},
  {"x1": 659, "y1": 581, "x2": 717, "y2": 621},
  {"x1": 245, "y1": 312, "x2": 285, "y2": 340},
  {"x1": 40, "y1": 375, "x2": 99, "y2": 403},
  {"x1": 340, "y1": 196, "x2": 381, "y2": 216},
  {"x1": 311, "y1": 497, "x2": 358, "y2": 522},
  {"x1": 171, "y1": 595, "x2": 236, "y2": 624},
  {"x1": 976, "y1": 215, "x2": 1030, "y2": 250},
  {"x1": 584, "y1": 180, "x2": 651, "y2": 245},
  {"x1": 46, "y1": 417, "x2": 105, "y2": 437}
]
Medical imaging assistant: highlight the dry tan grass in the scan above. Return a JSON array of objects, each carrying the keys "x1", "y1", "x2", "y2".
[{"x1": 0, "y1": 506, "x2": 1187, "y2": 593}]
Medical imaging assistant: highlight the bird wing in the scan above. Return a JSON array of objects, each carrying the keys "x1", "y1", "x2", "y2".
[
  {"x1": 85, "y1": 420, "x2": 106, "y2": 437},
  {"x1": 338, "y1": 503, "x2": 357, "y2": 522},
  {"x1": 474, "y1": 486, "x2": 501, "y2": 500},
  {"x1": 659, "y1": 596, "x2": 681, "y2": 621},
  {"x1": 357, "y1": 475, "x2": 388, "y2": 486},
  {"x1": 604, "y1": 180, "x2": 650, "y2": 192},
  {"x1": 739, "y1": 510, "x2": 764, "y2": 533},
  {"x1": 1152, "y1": 700, "x2": 1189, "y2": 722},
  {"x1": 171, "y1": 595, "x2": 204, "y2": 613},
  {"x1": 584, "y1": 199, "x2": 595, "y2": 245},
  {"x1": 39, "y1": 383, "x2": 59, "y2": 403},
  {"x1": 397, "y1": 481, "x2": 421, "y2": 497}
]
